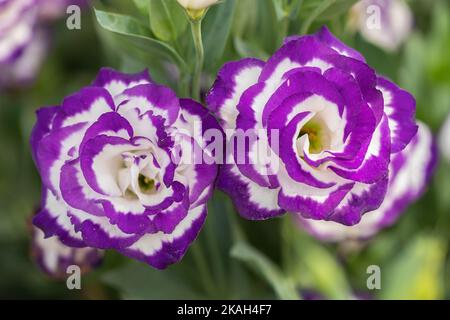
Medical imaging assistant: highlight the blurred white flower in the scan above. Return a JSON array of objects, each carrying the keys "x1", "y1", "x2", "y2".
[
  {"x1": 176, "y1": 0, "x2": 219, "y2": 11},
  {"x1": 439, "y1": 113, "x2": 450, "y2": 163},
  {"x1": 0, "y1": 30, "x2": 48, "y2": 88},
  {"x1": 349, "y1": 0, "x2": 413, "y2": 52}
]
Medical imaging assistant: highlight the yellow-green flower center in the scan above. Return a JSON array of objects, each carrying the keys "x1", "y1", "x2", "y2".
[
  {"x1": 138, "y1": 174, "x2": 155, "y2": 193},
  {"x1": 299, "y1": 120, "x2": 325, "y2": 154}
]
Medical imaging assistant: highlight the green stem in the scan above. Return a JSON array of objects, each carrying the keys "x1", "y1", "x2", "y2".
[
  {"x1": 300, "y1": 0, "x2": 335, "y2": 34},
  {"x1": 191, "y1": 242, "x2": 216, "y2": 297},
  {"x1": 190, "y1": 18, "x2": 204, "y2": 101},
  {"x1": 205, "y1": 202, "x2": 227, "y2": 296},
  {"x1": 278, "y1": 16, "x2": 290, "y2": 46}
]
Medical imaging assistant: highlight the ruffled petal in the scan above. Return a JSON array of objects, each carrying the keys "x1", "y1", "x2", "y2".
[
  {"x1": 30, "y1": 105, "x2": 59, "y2": 162},
  {"x1": 92, "y1": 67, "x2": 152, "y2": 97},
  {"x1": 206, "y1": 58, "x2": 264, "y2": 130},
  {"x1": 32, "y1": 226, "x2": 103, "y2": 278},
  {"x1": 52, "y1": 87, "x2": 115, "y2": 129},
  {"x1": 36, "y1": 122, "x2": 88, "y2": 194},
  {"x1": 33, "y1": 188, "x2": 85, "y2": 248},
  {"x1": 377, "y1": 76, "x2": 417, "y2": 153},
  {"x1": 117, "y1": 83, "x2": 180, "y2": 126},
  {"x1": 119, "y1": 204, "x2": 207, "y2": 269},
  {"x1": 217, "y1": 163, "x2": 285, "y2": 220}
]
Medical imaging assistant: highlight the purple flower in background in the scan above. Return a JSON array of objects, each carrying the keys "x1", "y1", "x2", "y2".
[
  {"x1": 349, "y1": 0, "x2": 413, "y2": 52},
  {"x1": 0, "y1": 0, "x2": 89, "y2": 88},
  {"x1": 31, "y1": 68, "x2": 219, "y2": 269},
  {"x1": 0, "y1": 0, "x2": 39, "y2": 65},
  {"x1": 0, "y1": 29, "x2": 49, "y2": 88},
  {"x1": 32, "y1": 224, "x2": 102, "y2": 278},
  {"x1": 38, "y1": 0, "x2": 88, "y2": 21},
  {"x1": 298, "y1": 122, "x2": 437, "y2": 242},
  {"x1": 207, "y1": 26, "x2": 417, "y2": 225}
]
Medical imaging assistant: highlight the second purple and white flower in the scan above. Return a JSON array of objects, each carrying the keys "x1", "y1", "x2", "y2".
[{"x1": 207, "y1": 27, "x2": 418, "y2": 225}]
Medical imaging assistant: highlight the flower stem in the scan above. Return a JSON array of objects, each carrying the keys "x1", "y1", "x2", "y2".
[
  {"x1": 191, "y1": 242, "x2": 216, "y2": 297},
  {"x1": 190, "y1": 17, "x2": 204, "y2": 101},
  {"x1": 300, "y1": 0, "x2": 335, "y2": 34}
]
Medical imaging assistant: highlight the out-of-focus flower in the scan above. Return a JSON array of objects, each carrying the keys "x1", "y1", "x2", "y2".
[
  {"x1": 32, "y1": 225, "x2": 103, "y2": 278},
  {"x1": 31, "y1": 68, "x2": 219, "y2": 269},
  {"x1": 0, "y1": 29, "x2": 48, "y2": 88},
  {"x1": 298, "y1": 122, "x2": 437, "y2": 242},
  {"x1": 38, "y1": 0, "x2": 88, "y2": 21},
  {"x1": 439, "y1": 112, "x2": 450, "y2": 163},
  {"x1": 0, "y1": 0, "x2": 39, "y2": 65},
  {"x1": 176, "y1": 0, "x2": 219, "y2": 11},
  {"x1": 349, "y1": 0, "x2": 413, "y2": 52},
  {"x1": 0, "y1": 0, "x2": 89, "y2": 88},
  {"x1": 207, "y1": 26, "x2": 417, "y2": 225}
]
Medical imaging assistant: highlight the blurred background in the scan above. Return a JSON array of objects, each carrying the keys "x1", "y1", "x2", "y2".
[{"x1": 0, "y1": 0, "x2": 449, "y2": 299}]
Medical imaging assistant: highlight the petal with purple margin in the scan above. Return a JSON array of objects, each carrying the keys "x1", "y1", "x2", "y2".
[
  {"x1": 377, "y1": 76, "x2": 417, "y2": 153},
  {"x1": 33, "y1": 188, "x2": 86, "y2": 248},
  {"x1": 52, "y1": 87, "x2": 115, "y2": 129},
  {"x1": 119, "y1": 203, "x2": 207, "y2": 269},
  {"x1": 217, "y1": 163, "x2": 285, "y2": 220},
  {"x1": 92, "y1": 67, "x2": 152, "y2": 97}
]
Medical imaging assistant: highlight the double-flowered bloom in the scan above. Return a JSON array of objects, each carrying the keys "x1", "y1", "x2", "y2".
[
  {"x1": 31, "y1": 68, "x2": 219, "y2": 269},
  {"x1": 207, "y1": 27, "x2": 418, "y2": 226}
]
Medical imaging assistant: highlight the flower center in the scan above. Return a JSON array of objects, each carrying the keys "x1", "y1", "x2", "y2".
[
  {"x1": 138, "y1": 174, "x2": 155, "y2": 193},
  {"x1": 299, "y1": 120, "x2": 325, "y2": 154}
]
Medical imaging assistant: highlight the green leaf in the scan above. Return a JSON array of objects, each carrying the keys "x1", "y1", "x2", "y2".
[
  {"x1": 203, "y1": 0, "x2": 236, "y2": 70},
  {"x1": 231, "y1": 0, "x2": 279, "y2": 54},
  {"x1": 272, "y1": 0, "x2": 287, "y2": 21},
  {"x1": 231, "y1": 241, "x2": 299, "y2": 300},
  {"x1": 102, "y1": 261, "x2": 204, "y2": 299},
  {"x1": 380, "y1": 234, "x2": 447, "y2": 300},
  {"x1": 94, "y1": 9, "x2": 187, "y2": 70},
  {"x1": 148, "y1": 0, "x2": 188, "y2": 42},
  {"x1": 133, "y1": 0, "x2": 149, "y2": 15},
  {"x1": 281, "y1": 220, "x2": 351, "y2": 299},
  {"x1": 233, "y1": 36, "x2": 270, "y2": 60},
  {"x1": 299, "y1": 0, "x2": 357, "y2": 33}
]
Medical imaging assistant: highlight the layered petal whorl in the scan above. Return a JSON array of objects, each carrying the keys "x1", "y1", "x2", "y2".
[
  {"x1": 207, "y1": 27, "x2": 418, "y2": 226},
  {"x1": 31, "y1": 68, "x2": 219, "y2": 269},
  {"x1": 298, "y1": 122, "x2": 437, "y2": 241}
]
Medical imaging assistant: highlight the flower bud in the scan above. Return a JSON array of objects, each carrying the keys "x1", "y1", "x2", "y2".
[{"x1": 176, "y1": 0, "x2": 219, "y2": 10}]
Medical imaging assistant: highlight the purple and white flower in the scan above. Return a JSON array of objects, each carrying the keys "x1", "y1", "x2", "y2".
[
  {"x1": 0, "y1": 0, "x2": 88, "y2": 88},
  {"x1": 298, "y1": 122, "x2": 437, "y2": 241},
  {"x1": 207, "y1": 26, "x2": 418, "y2": 225},
  {"x1": 0, "y1": 0, "x2": 39, "y2": 66},
  {"x1": 0, "y1": 28, "x2": 48, "y2": 88},
  {"x1": 38, "y1": 0, "x2": 89, "y2": 21},
  {"x1": 349, "y1": 0, "x2": 413, "y2": 52},
  {"x1": 31, "y1": 68, "x2": 219, "y2": 269},
  {"x1": 32, "y1": 225, "x2": 103, "y2": 278}
]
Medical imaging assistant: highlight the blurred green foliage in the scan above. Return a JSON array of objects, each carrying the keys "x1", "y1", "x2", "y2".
[{"x1": 0, "y1": 0, "x2": 449, "y2": 300}]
